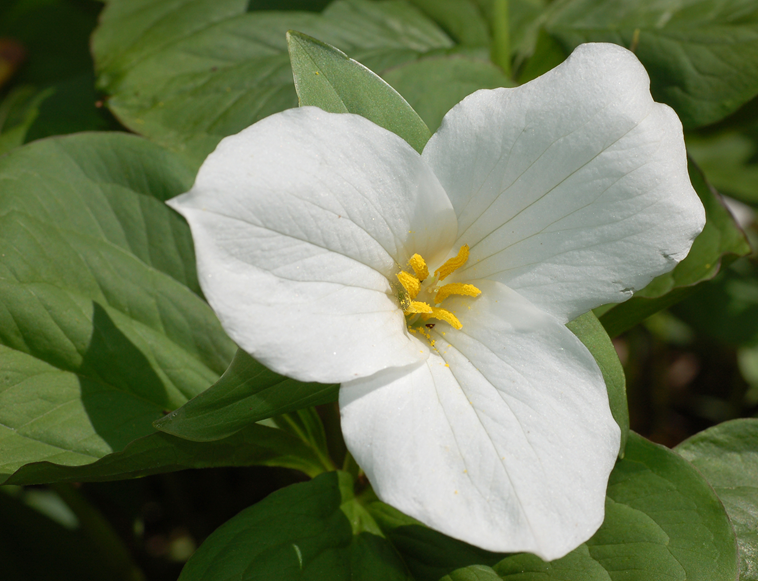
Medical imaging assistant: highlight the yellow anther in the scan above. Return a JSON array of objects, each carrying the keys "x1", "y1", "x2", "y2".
[
  {"x1": 408, "y1": 254, "x2": 429, "y2": 280},
  {"x1": 434, "y1": 282, "x2": 482, "y2": 304},
  {"x1": 406, "y1": 301, "x2": 433, "y2": 315},
  {"x1": 426, "y1": 306, "x2": 462, "y2": 329},
  {"x1": 396, "y1": 271, "x2": 420, "y2": 299},
  {"x1": 435, "y1": 245, "x2": 470, "y2": 281}
]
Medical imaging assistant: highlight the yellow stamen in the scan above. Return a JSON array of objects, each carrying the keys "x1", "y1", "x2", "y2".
[
  {"x1": 435, "y1": 245, "x2": 470, "y2": 281},
  {"x1": 434, "y1": 282, "x2": 482, "y2": 304},
  {"x1": 408, "y1": 254, "x2": 429, "y2": 280},
  {"x1": 426, "y1": 306, "x2": 462, "y2": 329},
  {"x1": 406, "y1": 301, "x2": 433, "y2": 315},
  {"x1": 396, "y1": 271, "x2": 420, "y2": 299}
]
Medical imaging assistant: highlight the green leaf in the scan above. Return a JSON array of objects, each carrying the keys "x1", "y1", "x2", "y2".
[
  {"x1": 687, "y1": 112, "x2": 758, "y2": 206},
  {"x1": 546, "y1": 0, "x2": 758, "y2": 128},
  {"x1": 383, "y1": 55, "x2": 514, "y2": 132},
  {"x1": 0, "y1": 132, "x2": 202, "y2": 292},
  {"x1": 287, "y1": 30, "x2": 432, "y2": 153},
  {"x1": 688, "y1": 132, "x2": 758, "y2": 206},
  {"x1": 178, "y1": 471, "x2": 413, "y2": 581},
  {"x1": 471, "y1": 548, "x2": 611, "y2": 581},
  {"x1": 373, "y1": 433, "x2": 737, "y2": 581},
  {"x1": 404, "y1": 0, "x2": 491, "y2": 47},
  {"x1": 566, "y1": 312, "x2": 629, "y2": 456},
  {"x1": 367, "y1": 502, "x2": 501, "y2": 581},
  {"x1": 0, "y1": 133, "x2": 238, "y2": 480},
  {"x1": 247, "y1": 0, "x2": 333, "y2": 11},
  {"x1": 676, "y1": 419, "x2": 758, "y2": 581},
  {"x1": 672, "y1": 258, "x2": 758, "y2": 348},
  {"x1": 4, "y1": 418, "x2": 332, "y2": 485},
  {"x1": 93, "y1": 0, "x2": 453, "y2": 167},
  {"x1": 598, "y1": 161, "x2": 751, "y2": 337},
  {"x1": 441, "y1": 566, "x2": 502, "y2": 581},
  {"x1": 515, "y1": 28, "x2": 566, "y2": 84},
  {"x1": 497, "y1": 433, "x2": 738, "y2": 580},
  {"x1": 0, "y1": 85, "x2": 54, "y2": 155},
  {"x1": 155, "y1": 348, "x2": 338, "y2": 441},
  {"x1": 0, "y1": 132, "x2": 340, "y2": 482}
]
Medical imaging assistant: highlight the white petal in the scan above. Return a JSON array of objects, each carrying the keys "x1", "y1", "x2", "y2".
[
  {"x1": 170, "y1": 107, "x2": 456, "y2": 383},
  {"x1": 340, "y1": 280, "x2": 619, "y2": 560},
  {"x1": 423, "y1": 43, "x2": 705, "y2": 322}
]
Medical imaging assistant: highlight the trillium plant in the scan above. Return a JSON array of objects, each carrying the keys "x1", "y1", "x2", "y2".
[
  {"x1": 3, "y1": 1, "x2": 758, "y2": 579},
  {"x1": 171, "y1": 42, "x2": 703, "y2": 559}
]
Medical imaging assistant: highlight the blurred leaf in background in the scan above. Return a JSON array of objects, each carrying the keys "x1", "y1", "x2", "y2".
[
  {"x1": 0, "y1": 0, "x2": 120, "y2": 150},
  {"x1": 545, "y1": 0, "x2": 758, "y2": 128},
  {"x1": 598, "y1": 163, "x2": 751, "y2": 337}
]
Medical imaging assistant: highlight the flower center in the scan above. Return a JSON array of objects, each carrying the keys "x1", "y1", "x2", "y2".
[{"x1": 394, "y1": 245, "x2": 481, "y2": 343}]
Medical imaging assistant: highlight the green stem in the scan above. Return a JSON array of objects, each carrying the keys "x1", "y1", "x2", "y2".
[
  {"x1": 492, "y1": 0, "x2": 512, "y2": 78},
  {"x1": 50, "y1": 483, "x2": 146, "y2": 581}
]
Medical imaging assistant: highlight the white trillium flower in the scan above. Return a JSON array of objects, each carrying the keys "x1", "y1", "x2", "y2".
[{"x1": 169, "y1": 43, "x2": 705, "y2": 560}]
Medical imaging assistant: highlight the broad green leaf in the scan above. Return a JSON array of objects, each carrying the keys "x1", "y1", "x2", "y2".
[
  {"x1": 516, "y1": 28, "x2": 566, "y2": 84},
  {"x1": 0, "y1": 132, "x2": 337, "y2": 483},
  {"x1": 0, "y1": 85, "x2": 53, "y2": 155},
  {"x1": 247, "y1": 0, "x2": 332, "y2": 11},
  {"x1": 687, "y1": 124, "x2": 758, "y2": 206},
  {"x1": 567, "y1": 312, "x2": 628, "y2": 456},
  {"x1": 441, "y1": 566, "x2": 502, "y2": 581},
  {"x1": 4, "y1": 418, "x2": 332, "y2": 485},
  {"x1": 0, "y1": 132, "x2": 201, "y2": 292},
  {"x1": 178, "y1": 471, "x2": 413, "y2": 581},
  {"x1": 464, "y1": 548, "x2": 611, "y2": 581},
  {"x1": 367, "y1": 502, "x2": 501, "y2": 581},
  {"x1": 405, "y1": 0, "x2": 491, "y2": 47},
  {"x1": 155, "y1": 348, "x2": 338, "y2": 441},
  {"x1": 598, "y1": 161, "x2": 751, "y2": 337},
  {"x1": 0, "y1": 133, "x2": 236, "y2": 479},
  {"x1": 676, "y1": 419, "x2": 758, "y2": 581},
  {"x1": 383, "y1": 55, "x2": 514, "y2": 132},
  {"x1": 287, "y1": 30, "x2": 432, "y2": 153},
  {"x1": 673, "y1": 258, "x2": 758, "y2": 348},
  {"x1": 546, "y1": 0, "x2": 758, "y2": 128},
  {"x1": 688, "y1": 133, "x2": 758, "y2": 206},
  {"x1": 497, "y1": 433, "x2": 738, "y2": 580},
  {"x1": 93, "y1": 0, "x2": 453, "y2": 166},
  {"x1": 372, "y1": 433, "x2": 737, "y2": 581}
]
